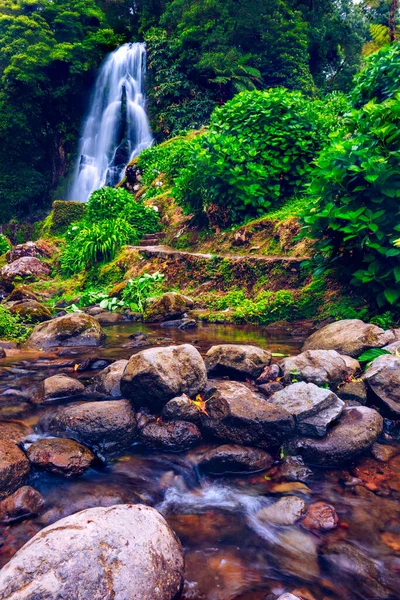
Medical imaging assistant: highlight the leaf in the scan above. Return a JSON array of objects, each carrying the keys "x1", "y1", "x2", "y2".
[{"x1": 358, "y1": 348, "x2": 391, "y2": 363}]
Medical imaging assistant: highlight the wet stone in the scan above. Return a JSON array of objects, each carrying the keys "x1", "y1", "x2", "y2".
[
  {"x1": 269, "y1": 382, "x2": 339, "y2": 422},
  {"x1": 33, "y1": 374, "x2": 85, "y2": 404},
  {"x1": 371, "y1": 443, "x2": 398, "y2": 462},
  {"x1": 258, "y1": 382, "x2": 285, "y2": 397},
  {"x1": 301, "y1": 502, "x2": 338, "y2": 532},
  {"x1": 337, "y1": 380, "x2": 367, "y2": 405},
  {"x1": 162, "y1": 394, "x2": 201, "y2": 424},
  {"x1": 0, "y1": 486, "x2": 44, "y2": 523},
  {"x1": 140, "y1": 419, "x2": 202, "y2": 452},
  {"x1": 205, "y1": 344, "x2": 272, "y2": 379},
  {"x1": 198, "y1": 444, "x2": 273, "y2": 475},
  {"x1": 278, "y1": 456, "x2": 313, "y2": 482},
  {"x1": 256, "y1": 363, "x2": 281, "y2": 385},
  {"x1": 256, "y1": 496, "x2": 307, "y2": 526},
  {"x1": 26, "y1": 437, "x2": 95, "y2": 477},
  {"x1": 296, "y1": 398, "x2": 344, "y2": 437},
  {"x1": 0, "y1": 439, "x2": 30, "y2": 499}
]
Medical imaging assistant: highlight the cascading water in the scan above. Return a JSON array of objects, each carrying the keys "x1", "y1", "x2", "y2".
[{"x1": 69, "y1": 43, "x2": 152, "y2": 203}]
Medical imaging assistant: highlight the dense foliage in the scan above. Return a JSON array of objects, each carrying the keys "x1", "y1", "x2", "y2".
[
  {"x1": 304, "y1": 44, "x2": 400, "y2": 307},
  {"x1": 173, "y1": 89, "x2": 348, "y2": 225},
  {"x1": 60, "y1": 187, "x2": 160, "y2": 274}
]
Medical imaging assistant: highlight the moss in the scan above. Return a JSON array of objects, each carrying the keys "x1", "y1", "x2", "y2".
[{"x1": 49, "y1": 201, "x2": 86, "y2": 235}]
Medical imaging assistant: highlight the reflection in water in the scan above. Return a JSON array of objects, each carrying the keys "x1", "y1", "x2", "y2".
[{"x1": 0, "y1": 323, "x2": 399, "y2": 599}]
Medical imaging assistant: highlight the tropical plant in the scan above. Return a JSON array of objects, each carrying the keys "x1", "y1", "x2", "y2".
[
  {"x1": 0, "y1": 234, "x2": 11, "y2": 255},
  {"x1": 0, "y1": 305, "x2": 31, "y2": 342},
  {"x1": 122, "y1": 272, "x2": 165, "y2": 313},
  {"x1": 352, "y1": 42, "x2": 400, "y2": 106}
]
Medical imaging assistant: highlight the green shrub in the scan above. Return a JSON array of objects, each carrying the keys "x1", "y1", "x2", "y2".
[
  {"x1": 138, "y1": 135, "x2": 199, "y2": 188},
  {"x1": 174, "y1": 88, "x2": 346, "y2": 226},
  {"x1": 122, "y1": 272, "x2": 165, "y2": 313},
  {"x1": 60, "y1": 219, "x2": 138, "y2": 275},
  {"x1": 86, "y1": 187, "x2": 160, "y2": 234},
  {"x1": 303, "y1": 95, "x2": 400, "y2": 307},
  {"x1": 352, "y1": 43, "x2": 400, "y2": 108},
  {"x1": 51, "y1": 201, "x2": 86, "y2": 234},
  {"x1": 0, "y1": 234, "x2": 11, "y2": 255},
  {"x1": 0, "y1": 305, "x2": 31, "y2": 342}
]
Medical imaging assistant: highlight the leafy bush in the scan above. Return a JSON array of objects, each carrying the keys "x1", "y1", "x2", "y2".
[
  {"x1": 174, "y1": 88, "x2": 345, "y2": 226},
  {"x1": 352, "y1": 43, "x2": 400, "y2": 108},
  {"x1": 122, "y1": 272, "x2": 165, "y2": 313},
  {"x1": 0, "y1": 234, "x2": 11, "y2": 255},
  {"x1": 60, "y1": 219, "x2": 138, "y2": 275},
  {"x1": 0, "y1": 306, "x2": 31, "y2": 342},
  {"x1": 304, "y1": 95, "x2": 400, "y2": 307},
  {"x1": 51, "y1": 201, "x2": 86, "y2": 235},
  {"x1": 86, "y1": 187, "x2": 160, "y2": 234}
]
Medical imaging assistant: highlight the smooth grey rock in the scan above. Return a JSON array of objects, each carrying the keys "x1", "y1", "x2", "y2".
[
  {"x1": 205, "y1": 344, "x2": 272, "y2": 379},
  {"x1": 33, "y1": 374, "x2": 85, "y2": 404},
  {"x1": 198, "y1": 444, "x2": 273, "y2": 474},
  {"x1": 0, "y1": 504, "x2": 185, "y2": 600},
  {"x1": 121, "y1": 344, "x2": 207, "y2": 413},
  {"x1": 200, "y1": 380, "x2": 295, "y2": 449},
  {"x1": 256, "y1": 496, "x2": 307, "y2": 526},
  {"x1": 289, "y1": 406, "x2": 383, "y2": 466},
  {"x1": 280, "y1": 349, "x2": 359, "y2": 389},
  {"x1": 162, "y1": 394, "x2": 201, "y2": 424},
  {"x1": 92, "y1": 360, "x2": 128, "y2": 398},
  {"x1": 269, "y1": 382, "x2": 339, "y2": 422},
  {"x1": 364, "y1": 354, "x2": 400, "y2": 417},
  {"x1": 297, "y1": 398, "x2": 344, "y2": 437},
  {"x1": 46, "y1": 400, "x2": 137, "y2": 453},
  {"x1": 27, "y1": 313, "x2": 106, "y2": 349},
  {"x1": 302, "y1": 319, "x2": 395, "y2": 357}
]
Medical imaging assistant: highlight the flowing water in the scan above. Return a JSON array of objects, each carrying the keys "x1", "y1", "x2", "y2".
[
  {"x1": 1, "y1": 323, "x2": 400, "y2": 599},
  {"x1": 69, "y1": 43, "x2": 152, "y2": 202}
]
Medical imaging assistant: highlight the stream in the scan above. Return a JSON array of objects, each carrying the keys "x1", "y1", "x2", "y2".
[{"x1": 0, "y1": 322, "x2": 399, "y2": 599}]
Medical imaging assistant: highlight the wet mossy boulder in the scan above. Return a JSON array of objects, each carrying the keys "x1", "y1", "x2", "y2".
[
  {"x1": 9, "y1": 300, "x2": 52, "y2": 323},
  {"x1": 144, "y1": 292, "x2": 194, "y2": 323},
  {"x1": 6, "y1": 285, "x2": 42, "y2": 302},
  {"x1": 1, "y1": 257, "x2": 50, "y2": 289},
  {"x1": 50, "y1": 200, "x2": 85, "y2": 235},
  {"x1": 26, "y1": 313, "x2": 106, "y2": 350},
  {"x1": 6, "y1": 241, "x2": 52, "y2": 264}
]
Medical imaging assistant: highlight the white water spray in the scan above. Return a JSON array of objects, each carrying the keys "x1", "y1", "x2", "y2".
[{"x1": 70, "y1": 43, "x2": 152, "y2": 202}]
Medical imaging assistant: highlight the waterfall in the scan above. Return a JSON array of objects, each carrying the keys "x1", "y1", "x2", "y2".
[{"x1": 69, "y1": 43, "x2": 153, "y2": 203}]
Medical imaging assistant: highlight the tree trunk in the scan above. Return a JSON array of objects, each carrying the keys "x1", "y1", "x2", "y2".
[{"x1": 389, "y1": 0, "x2": 398, "y2": 42}]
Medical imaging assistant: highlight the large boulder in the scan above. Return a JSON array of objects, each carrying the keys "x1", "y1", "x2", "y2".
[
  {"x1": 121, "y1": 344, "x2": 207, "y2": 413},
  {"x1": 91, "y1": 360, "x2": 128, "y2": 398},
  {"x1": 302, "y1": 319, "x2": 396, "y2": 357},
  {"x1": 364, "y1": 354, "x2": 400, "y2": 417},
  {"x1": 26, "y1": 313, "x2": 106, "y2": 350},
  {"x1": 5, "y1": 241, "x2": 51, "y2": 264},
  {"x1": 140, "y1": 420, "x2": 202, "y2": 451},
  {"x1": 0, "y1": 486, "x2": 44, "y2": 523},
  {"x1": 288, "y1": 406, "x2": 383, "y2": 466},
  {"x1": 45, "y1": 400, "x2": 137, "y2": 453},
  {"x1": 9, "y1": 300, "x2": 52, "y2": 323},
  {"x1": 33, "y1": 374, "x2": 85, "y2": 404},
  {"x1": 205, "y1": 344, "x2": 272, "y2": 379},
  {"x1": 1, "y1": 256, "x2": 50, "y2": 288},
  {"x1": 279, "y1": 350, "x2": 359, "y2": 389},
  {"x1": 0, "y1": 439, "x2": 30, "y2": 499},
  {"x1": 5, "y1": 284, "x2": 42, "y2": 303},
  {"x1": 200, "y1": 380, "x2": 295, "y2": 449},
  {"x1": 0, "y1": 504, "x2": 185, "y2": 600},
  {"x1": 268, "y1": 382, "x2": 341, "y2": 421},
  {"x1": 144, "y1": 292, "x2": 194, "y2": 323},
  {"x1": 26, "y1": 438, "x2": 95, "y2": 477},
  {"x1": 0, "y1": 420, "x2": 31, "y2": 443},
  {"x1": 198, "y1": 444, "x2": 273, "y2": 475}
]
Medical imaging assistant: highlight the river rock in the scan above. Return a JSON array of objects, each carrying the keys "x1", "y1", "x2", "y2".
[
  {"x1": 289, "y1": 406, "x2": 383, "y2": 466},
  {"x1": 269, "y1": 382, "x2": 339, "y2": 423},
  {"x1": 140, "y1": 420, "x2": 201, "y2": 451},
  {"x1": 200, "y1": 380, "x2": 295, "y2": 449},
  {"x1": 364, "y1": 354, "x2": 400, "y2": 417},
  {"x1": 301, "y1": 502, "x2": 338, "y2": 532},
  {"x1": 276, "y1": 595, "x2": 303, "y2": 600},
  {"x1": 94, "y1": 311, "x2": 126, "y2": 325},
  {"x1": 5, "y1": 241, "x2": 51, "y2": 263},
  {"x1": 162, "y1": 394, "x2": 201, "y2": 423},
  {"x1": 0, "y1": 439, "x2": 30, "y2": 499},
  {"x1": 321, "y1": 541, "x2": 391, "y2": 599},
  {"x1": 198, "y1": 444, "x2": 273, "y2": 474},
  {"x1": 371, "y1": 442, "x2": 398, "y2": 462},
  {"x1": 0, "y1": 486, "x2": 44, "y2": 523},
  {"x1": 0, "y1": 420, "x2": 31, "y2": 443},
  {"x1": 0, "y1": 504, "x2": 185, "y2": 600},
  {"x1": 257, "y1": 496, "x2": 307, "y2": 526},
  {"x1": 256, "y1": 364, "x2": 281, "y2": 384},
  {"x1": 161, "y1": 318, "x2": 197, "y2": 330},
  {"x1": 121, "y1": 344, "x2": 207, "y2": 412},
  {"x1": 302, "y1": 319, "x2": 395, "y2": 357},
  {"x1": 337, "y1": 380, "x2": 367, "y2": 405},
  {"x1": 297, "y1": 399, "x2": 345, "y2": 437},
  {"x1": 144, "y1": 292, "x2": 194, "y2": 322},
  {"x1": 92, "y1": 360, "x2": 128, "y2": 398},
  {"x1": 205, "y1": 344, "x2": 272, "y2": 379},
  {"x1": 6, "y1": 285, "x2": 42, "y2": 302},
  {"x1": 0, "y1": 348, "x2": 5, "y2": 359},
  {"x1": 26, "y1": 437, "x2": 95, "y2": 477},
  {"x1": 258, "y1": 382, "x2": 285, "y2": 397},
  {"x1": 27, "y1": 313, "x2": 106, "y2": 349},
  {"x1": 9, "y1": 300, "x2": 52, "y2": 323},
  {"x1": 1, "y1": 256, "x2": 50, "y2": 288},
  {"x1": 280, "y1": 350, "x2": 359, "y2": 389},
  {"x1": 278, "y1": 456, "x2": 313, "y2": 482},
  {"x1": 33, "y1": 374, "x2": 85, "y2": 404},
  {"x1": 46, "y1": 400, "x2": 137, "y2": 453}
]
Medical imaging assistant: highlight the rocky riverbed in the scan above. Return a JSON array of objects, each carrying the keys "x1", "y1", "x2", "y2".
[{"x1": 0, "y1": 315, "x2": 399, "y2": 599}]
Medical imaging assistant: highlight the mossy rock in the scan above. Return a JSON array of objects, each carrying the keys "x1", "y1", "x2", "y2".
[
  {"x1": 9, "y1": 301, "x2": 52, "y2": 323},
  {"x1": 6, "y1": 285, "x2": 42, "y2": 303},
  {"x1": 50, "y1": 201, "x2": 85, "y2": 235}
]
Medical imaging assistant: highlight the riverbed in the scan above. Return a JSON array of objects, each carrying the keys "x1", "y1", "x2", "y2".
[{"x1": 0, "y1": 323, "x2": 399, "y2": 599}]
